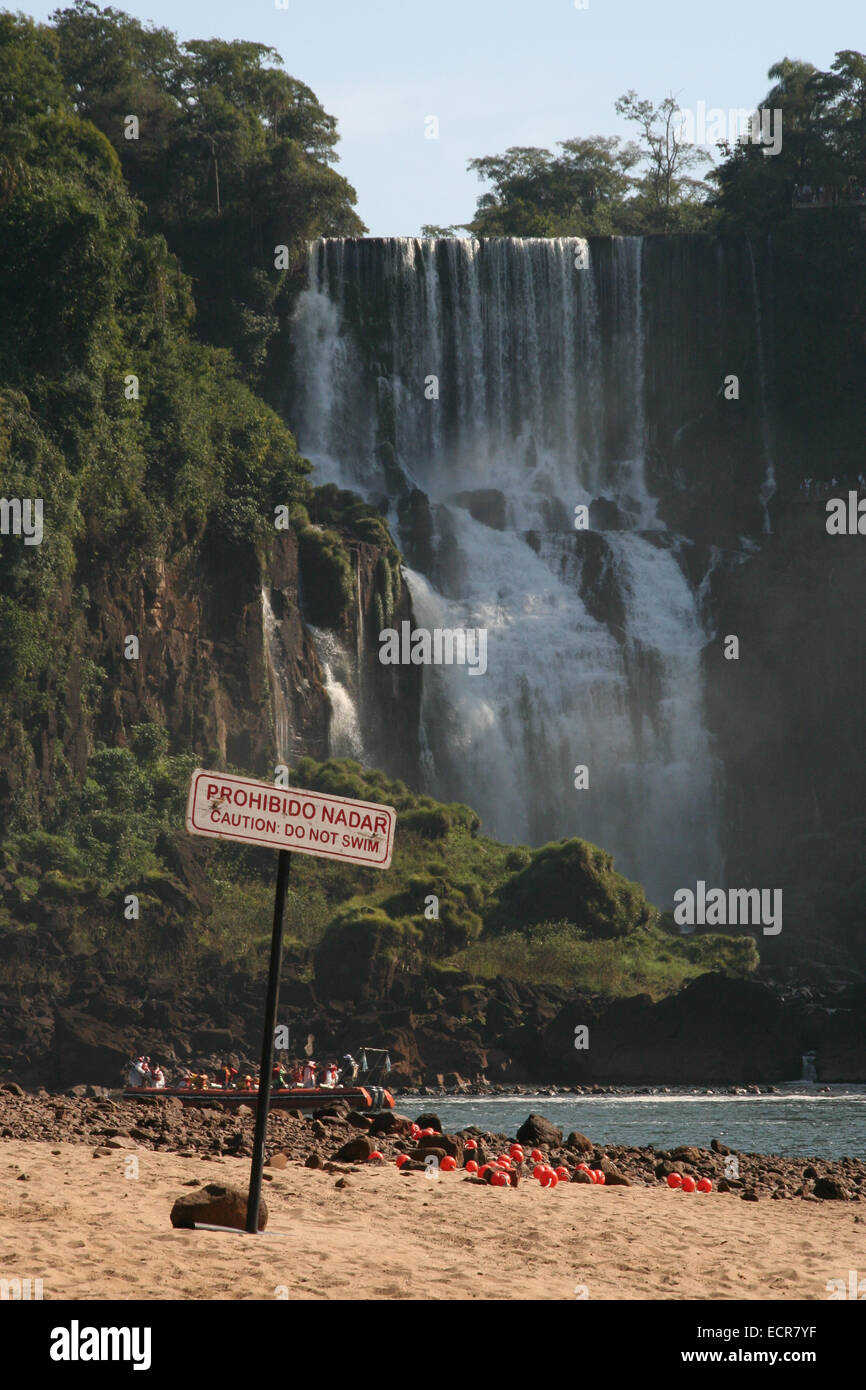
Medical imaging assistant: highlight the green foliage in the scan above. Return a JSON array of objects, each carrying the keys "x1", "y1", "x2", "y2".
[
  {"x1": 296, "y1": 526, "x2": 354, "y2": 627},
  {"x1": 0, "y1": 746, "x2": 761, "y2": 1000},
  {"x1": 453, "y1": 920, "x2": 757, "y2": 999},
  {"x1": 465, "y1": 51, "x2": 866, "y2": 238},
  {"x1": 466, "y1": 116, "x2": 712, "y2": 237},
  {"x1": 0, "y1": 8, "x2": 314, "y2": 720},
  {"x1": 712, "y1": 51, "x2": 866, "y2": 231},
  {"x1": 48, "y1": 0, "x2": 366, "y2": 375},
  {"x1": 485, "y1": 837, "x2": 657, "y2": 939},
  {"x1": 468, "y1": 137, "x2": 645, "y2": 236}
]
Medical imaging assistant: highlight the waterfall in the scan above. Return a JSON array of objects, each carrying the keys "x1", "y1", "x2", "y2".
[
  {"x1": 261, "y1": 588, "x2": 292, "y2": 766},
  {"x1": 289, "y1": 236, "x2": 724, "y2": 904},
  {"x1": 801, "y1": 1051, "x2": 818, "y2": 1084},
  {"x1": 746, "y1": 238, "x2": 776, "y2": 533},
  {"x1": 309, "y1": 627, "x2": 366, "y2": 761}
]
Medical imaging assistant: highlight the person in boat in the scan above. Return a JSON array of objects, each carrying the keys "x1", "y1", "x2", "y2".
[
  {"x1": 127, "y1": 1056, "x2": 149, "y2": 1088},
  {"x1": 241, "y1": 1073, "x2": 256, "y2": 1091},
  {"x1": 321, "y1": 1062, "x2": 339, "y2": 1088},
  {"x1": 218, "y1": 1063, "x2": 237, "y2": 1090},
  {"x1": 271, "y1": 1061, "x2": 288, "y2": 1089},
  {"x1": 289, "y1": 1062, "x2": 303, "y2": 1086},
  {"x1": 150, "y1": 1063, "x2": 166, "y2": 1089},
  {"x1": 302, "y1": 1059, "x2": 317, "y2": 1088},
  {"x1": 339, "y1": 1054, "x2": 358, "y2": 1084}
]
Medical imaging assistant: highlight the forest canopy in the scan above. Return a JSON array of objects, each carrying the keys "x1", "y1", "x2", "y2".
[
  {"x1": 0, "y1": 3, "x2": 366, "y2": 708},
  {"x1": 461, "y1": 53, "x2": 866, "y2": 237}
]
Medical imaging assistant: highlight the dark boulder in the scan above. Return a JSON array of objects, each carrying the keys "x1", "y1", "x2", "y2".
[
  {"x1": 516, "y1": 1114, "x2": 563, "y2": 1148},
  {"x1": 170, "y1": 1184, "x2": 267, "y2": 1231},
  {"x1": 369, "y1": 1111, "x2": 414, "y2": 1137},
  {"x1": 331, "y1": 1135, "x2": 374, "y2": 1163},
  {"x1": 414, "y1": 1131, "x2": 463, "y2": 1162},
  {"x1": 599, "y1": 1156, "x2": 630, "y2": 1186},
  {"x1": 814, "y1": 1177, "x2": 849, "y2": 1201}
]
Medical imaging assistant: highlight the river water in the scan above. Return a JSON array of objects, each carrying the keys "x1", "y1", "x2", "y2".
[{"x1": 398, "y1": 1087, "x2": 866, "y2": 1159}]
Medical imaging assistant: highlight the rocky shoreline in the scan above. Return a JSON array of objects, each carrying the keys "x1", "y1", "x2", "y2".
[{"x1": 1, "y1": 1087, "x2": 862, "y2": 1204}]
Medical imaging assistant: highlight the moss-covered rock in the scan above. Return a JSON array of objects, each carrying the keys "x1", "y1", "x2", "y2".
[
  {"x1": 313, "y1": 906, "x2": 421, "y2": 1001},
  {"x1": 485, "y1": 837, "x2": 657, "y2": 939}
]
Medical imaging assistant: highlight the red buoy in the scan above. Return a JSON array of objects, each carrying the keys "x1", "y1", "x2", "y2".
[
  {"x1": 530, "y1": 1148, "x2": 544, "y2": 1163},
  {"x1": 465, "y1": 1139, "x2": 478, "y2": 1151},
  {"x1": 555, "y1": 1165, "x2": 570, "y2": 1180},
  {"x1": 368, "y1": 1151, "x2": 384, "y2": 1162},
  {"x1": 465, "y1": 1159, "x2": 479, "y2": 1173},
  {"x1": 440, "y1": 1156, "x2": 457, "y2": 1172},
  {"x1": 490, "y1": 1171, "x2": 508, "y2": 1187},
  {"x1": 533, "y1": 1164, "x2": 547, "y2": 1181},
  {"x1": 395, "y1": 1154, "x2": 410, "y2": 1168},
  {"x1": 697, "y1": 1177, "x2": 712, "y2": 1193},
  {"x1": 667, "y1": 1172, "x2": 682, "y2": 1189},
  {"x1": 681, "y1": 1175, "x2": 697, "y2": 1193}
]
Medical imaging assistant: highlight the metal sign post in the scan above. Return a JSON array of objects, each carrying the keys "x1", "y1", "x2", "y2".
[
  {"x1": 245, "y1": 847, "x2": 291, "y2": 1233},
  {"x1": 184, "y1": 768, "x2": 397, "y2": 1234}
]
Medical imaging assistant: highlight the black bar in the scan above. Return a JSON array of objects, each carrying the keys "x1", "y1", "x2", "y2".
[{"x1": 246, "y1": 848, "x2": 291, "y2": 1233}]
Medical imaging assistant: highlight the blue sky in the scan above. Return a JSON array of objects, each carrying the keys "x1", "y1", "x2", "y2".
[{"x1": 18, "y1": 0, "x2": 864, "y2": 234}]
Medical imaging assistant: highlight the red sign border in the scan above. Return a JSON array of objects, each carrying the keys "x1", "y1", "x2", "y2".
[{"x1": 185, "y1": 769, "x2": 396, "y2": 868}]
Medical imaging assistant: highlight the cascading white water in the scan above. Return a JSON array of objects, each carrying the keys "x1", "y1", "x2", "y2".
[
  {"x1": 289, "y1": 236, "x2": 723, "y2": 904},
  {"x1": 309, "y1": 627, "x2": 366, "y2": 761},
  {"x1": 262, "y1": 588, "x2": 292, "y2": 766}
]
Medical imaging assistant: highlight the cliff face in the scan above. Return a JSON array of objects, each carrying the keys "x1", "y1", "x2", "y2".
[
  {"x1": 0, "y1": 532, "x2": 318, "y2": 826},
  {"x1": 704, "y1": 502, "x2": 866, "y2": 970},
  {"x1": 0, "y1": 517, "x2": 421, "y2": 836}
]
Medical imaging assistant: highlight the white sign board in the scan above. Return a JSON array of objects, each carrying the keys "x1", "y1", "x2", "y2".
[{"x1": 185, "y1": 769, "x2": 396, "y2": 869}]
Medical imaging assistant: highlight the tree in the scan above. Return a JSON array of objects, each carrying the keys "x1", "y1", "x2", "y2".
[
  {"x1": 710, "y1": 55, "x2": 862, "y2": 231},
  {"x1": 48, "y1": 3, "x2": 365, "y2": 379},
  {"x1": 614, "y1": 90, "x2": 711, "y2": 231},
  {"x1": 466, "y1": 137, "x2": 641, "y2": 236}
]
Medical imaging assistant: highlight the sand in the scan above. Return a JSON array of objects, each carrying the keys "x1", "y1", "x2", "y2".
[{"x1": 1, "y1": 1139, "x2": 862, "y2": 1301}]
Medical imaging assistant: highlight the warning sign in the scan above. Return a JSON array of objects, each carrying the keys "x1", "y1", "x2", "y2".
[{"x1": 185, "y1": 769, "x2": 396, "y2": 869}]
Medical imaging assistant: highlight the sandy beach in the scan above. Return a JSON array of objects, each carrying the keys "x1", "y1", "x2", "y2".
[{"x1": 1, "y1": 1139, "x2": 861, "y2": 1301}]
